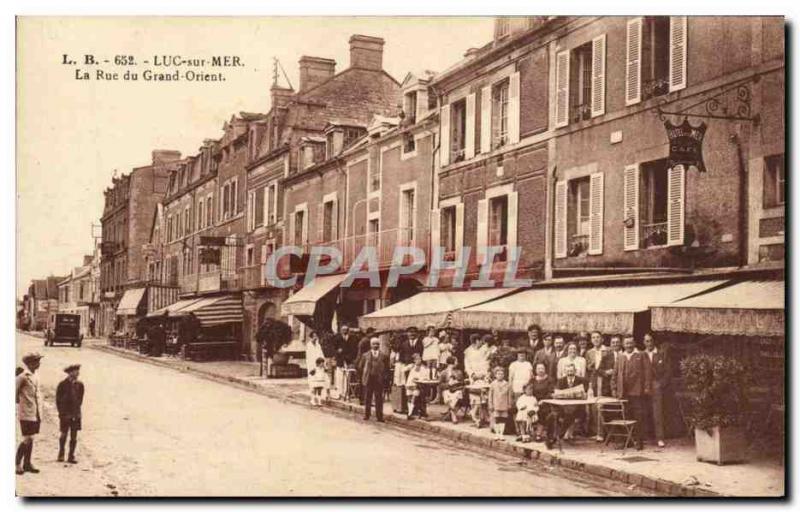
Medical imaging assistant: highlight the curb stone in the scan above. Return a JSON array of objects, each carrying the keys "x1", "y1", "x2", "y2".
[{"x1": 89, "y1": 343, "x2": 722, "y2": 498}]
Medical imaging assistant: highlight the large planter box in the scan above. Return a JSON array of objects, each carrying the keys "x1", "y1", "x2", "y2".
[{"x1": 695, "y1": 426, "x2": 747, "y2": 465}]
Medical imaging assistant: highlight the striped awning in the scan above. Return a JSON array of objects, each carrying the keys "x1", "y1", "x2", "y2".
[
  {"x1": 651, "y1": 280, "x2": 784, "y2": 336},
  {"x1": 188, "y1": 295, "x2": 243, "y2": 327},
  {"x1": 282, "y1": 274, "x2": 348, "y2": 316},
  {"x1": 116, "y1": 288, "x2": 147, "y2": 316}
]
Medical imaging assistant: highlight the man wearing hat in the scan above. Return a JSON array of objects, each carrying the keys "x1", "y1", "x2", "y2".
[
  {"x1": 16, "y1": 352, "x2": 43, "y2": 474},
  {"x1": 56, "y1": 364, "x2": 85, "y2": 463},
  {"x1": 358, "y1": 337, "x2": 387, "y2": 422}
]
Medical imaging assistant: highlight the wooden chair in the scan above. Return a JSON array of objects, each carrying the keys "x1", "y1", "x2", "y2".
[{"x1": 599, "y1": 401, "x2": 637, "y2": 451}]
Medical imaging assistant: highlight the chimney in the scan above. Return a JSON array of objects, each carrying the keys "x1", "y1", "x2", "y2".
[
  {"x1": 298, "y1": 56, "x2": 336, "y2": 93},
  {"x1": 151, "y1": 150, "x2": 181, "y2": 165},
  {"x1": 349, "y1": 34, "x2": 384, "y2": 70},
  {"x1": 270, "y1": 84, "x2": 294, "y2": 109}
]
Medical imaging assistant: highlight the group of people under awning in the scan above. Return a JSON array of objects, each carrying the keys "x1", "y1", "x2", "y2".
[{"x1": 305, "y1": 320, "x2": 673, "y2": 450}]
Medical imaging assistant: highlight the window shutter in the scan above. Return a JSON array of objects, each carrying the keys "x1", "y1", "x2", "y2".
[
  {"x1": 288, "y1": 213, "x2": 294, "y2": 246},
  {"x1": 507, "y1": 191, "x2": 519, "y2": 250},
  {"x1": 302, "y1": 208, "x2": 309, "y2": 245},
  {"x1": 623, "y1": 165, "x2": 640, "y2": 251},
  {"x1": 555, "y1": 51, "x2": 570, "y2": 128},
  {"x1": 591, "y1": 34, "x2": 606, "y2": 117},
  {"x1": 667, "y1": 165, "x2": 685, "y2": 246},
  {"x1": 480, "y1": 86, "x2": 492, "y2": 154},
  {"x1": 416, "y1": 89, "x2": 428, "y2": 121},
  {"x1": 455, "y1": 203, "x2": 465, "y2": 262},
  {"x1": 626, "y1": 17, "x2": 643, "y2": 106},
  {"x1": 316, "y1": 203, "x2": 324, "y2": 243},
  {"x1": 669, "y1": 16, "x2": 688, "y2": 92},
  {"x1": 430, "y1": 208, "x2": 441, "y2": 253},
  {"x1": 508, "y1": 72, "x2": 520, "y2": 144},
  {"x1": 331, "y1": 198, "x2": 339, "y2": 241},
  {"x1": 260, "y1": 243, "x2": 268, "y2": 286},
  {"x1": 476, "y1": 199, "x2": 489, "y2": 264},
  {"x1": 554, "y1": 180, "x2": 568, "y2": 258},
  {"x1": 465, "y1": 93, "x2": 476, "y2": 159},
  {"x1": 440, "y1": 104, "x2": 451, "y2": 166},
  {"x1": 588, "y1": 172, "x2": 604, "y2": 255}
]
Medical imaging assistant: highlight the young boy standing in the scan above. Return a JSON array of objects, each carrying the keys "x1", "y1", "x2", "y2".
[
  {"x1": 56, "y1": 364, "x2": 85, "y2": 464},
  {"x1": 487, "y1": 367, "x2": 514, "y2": 441}
]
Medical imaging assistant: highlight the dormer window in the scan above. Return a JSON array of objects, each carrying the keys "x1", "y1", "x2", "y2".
[
  {"x1": 495, "y1": 18, "x2": 511, "y2": 40},
  {"x1": 404, "y1": 91, "x2": 418, "y2": 124}
]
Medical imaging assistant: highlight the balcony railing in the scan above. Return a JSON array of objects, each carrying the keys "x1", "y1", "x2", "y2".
[
  {"x1": 642, "y1": 221, "x2": 668, "y2": 248},
  {"x1": 642, "y1": 78, "x2": 670, "y2": 101}
]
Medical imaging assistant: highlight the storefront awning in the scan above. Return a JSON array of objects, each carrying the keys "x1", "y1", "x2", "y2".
[
  {"x1": 282, "y1": 274, "x2": 349, "y2": 317},
  {"x1": 451, "y1": 280, "x2": 727, "y2": 334},
  {"x1": 359, "y1": 288, "x2": 519, "y2": 332},
  {"x1": 116, "y1": 288, "x2": 147, "y2": 316},
  {"x1": 147, "y1": 297, "x2": 205, "y2": 318},
  {"x1": 651, "y1": 280, "x2": 784, "y2": 337},
  {"x1": 147, "y1": 295, "x2": 243, "y2": 327}
]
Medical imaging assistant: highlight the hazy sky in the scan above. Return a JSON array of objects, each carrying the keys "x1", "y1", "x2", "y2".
[{"x1": 16, "y1": 17, "x2": 494, "y2": 297}]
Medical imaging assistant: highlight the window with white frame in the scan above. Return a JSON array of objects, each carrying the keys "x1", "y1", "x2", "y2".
[
  {"x1": 321, "y1": 199, "x2": 336, "y2": 243},
  {"x1": 625, "y1": 16, "x2": 687, "y2": 106},
  {"x1": 402, "y1": 132, "x2": 416, "y2": 155},
  {"x1": 477, "y1": 186, "x2": 518, "y2": 264},
  {"x1": 254, "y1": 187, "x2": 265, "y2": 227},
  {"x1": 404, "y1": 91, "x2": 418, "y2": 124},
  {"x1": 246, "y1": 245, "x2": 255, "y2": 266},
  {"x1": 369, "y1": 153, "x2": 381, "y2": 193},
  {"x1": 641, "y1": 159, "x2": 670, "y2": 248},
  {"x1": 491, "y1": 78, "x2": 510, "y2": 149},
  {"x1": 197, "y1": 200, "x2": 204, "y2": 230},
  {"x1": 555, "y1": 34, "x2": 606, "y2": 127},
  {"x1": 622, "y1": 162, "x2": 684, "y2": 251},
  {"x1": 554, "y1": 171, "x2": 604, "y2": 258},
  {"x1": 764, "y1": 153, "x2": 785, "y2": 208},
  {"x1": 266, "y1": 182, "x2": 278, "y2": 224},
  {"x1": 449, "y1": 98, "x2": 467, "y2": 162},
  {"x1": 441, "y1": 206, "x2": 457, "y2": 254},
  {"x1": 399, "y1": 186, "x2": 416, "y2": 245},
  {"x1": 206, "y1": 194, "x2": 213, "y2": 227}
]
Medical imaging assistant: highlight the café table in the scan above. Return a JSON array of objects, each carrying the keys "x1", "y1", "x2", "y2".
[{"x1": 540, "y1": 396, "x2": 625, "y2": 452}]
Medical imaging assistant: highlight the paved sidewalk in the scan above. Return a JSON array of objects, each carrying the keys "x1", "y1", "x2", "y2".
[{"x1": 90, "y1": 342, "x2": 784, "y2": 498}]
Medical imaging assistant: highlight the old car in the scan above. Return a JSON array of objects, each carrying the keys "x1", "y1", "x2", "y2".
[{"x1": 45, "y1": 313, "x2": 83, "y2": 347}]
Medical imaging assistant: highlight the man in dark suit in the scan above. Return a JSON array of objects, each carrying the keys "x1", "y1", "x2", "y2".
[
  {"x1": 359, "y1": 338, "x2": 387, "y2": 422},
  {"x1": 533, "y1": 334, "x2": 558, "y2": 380},
  {"x1": 56, "y1": 364, "x2": 85, "y2": 463},
  {"x1": 614, "y1": 336, "x2": 651, "y2": 450},
  {"x1": 554, "y1": 363, "x2": 587, "y2": 440},
  {"x1": 643, "y1": 332, "x2": 670, "y2": 447},
  {"x1": 399, "y1": 326, "x2": 424, "y2": 364}
]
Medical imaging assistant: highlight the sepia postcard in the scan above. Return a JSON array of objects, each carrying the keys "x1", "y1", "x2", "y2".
[{"x1": 15, "y1": 15, "x2": 785, "y2": 498}]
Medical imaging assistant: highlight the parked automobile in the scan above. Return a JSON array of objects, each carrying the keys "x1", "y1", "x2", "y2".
[{"x1": 45, "y1": 313, "x2": 83, "y2": 347}]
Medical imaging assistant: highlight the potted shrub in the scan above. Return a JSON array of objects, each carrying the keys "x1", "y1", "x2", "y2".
[
  {"x1": 256, "y1": 318, "x2": 293, "y2": 376},
  {"x1": 680, "y1": 353, "x2": 750, "y2": 464}
]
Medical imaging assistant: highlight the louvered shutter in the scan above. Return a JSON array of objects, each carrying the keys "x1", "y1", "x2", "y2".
[
  {"x1": 667, "y1": 165, "x2": 685, "y2": 246},
  {"x1": 476, "y1": 199, "x2": 489, "y2": 264},
  {"x1": 259, "y1": 243, "x2": 268, "y2": 286},
  {"x1": 588, "y1": 173, "x2": 604, "y2": 255},
  {"x1": 455, "y1": 203, "x2": 465, "y2": 262},
  {"x1": 591, "y1": 34, "x2": 606, "y2": 117},
  {"x1": 430, "y1": 209, "x2": 441, "y2": 254},
  {"x1": 626, "y1": 17, "x2": 643, "y2": 106},
  {"x1": 316, "y1": 203, "x2": 324, "y2": 243},
  {"x1": 508, "y1": 72, "x2": 521, "y2": 143},
  {"x1": 555, "y1": 51, "x2": 570, "y2": 128},
  {"x1": 554, "y1": 181, "x2": 568, "y2": 258},
  {"x1": 331, "y1": 198, "x2": 339, "y2": 241},
  {"x1": 480, "y1": 86, "x2": 492, "y2": 153},
  {"x1": 302, "y1": 208, "x2": 309, "y2": 245},
  {"x1": 507, "y1": 191, "x2": 519, "y2": 250},
  {"x1": 440, "y1": 104, "x2": 451, "y2": 166},
  {"x1": 288, "y1": 212, "x2": 294, "y2": 245},
  {"x1": 623, "y1": 165, "x2": 640, "y2": 251},
  {"x1": 465, "y1": 93, "x2": 476, "y2": 159},
  {"x1": 669, "y1": 16, "x2": 688, "y2": 92}
]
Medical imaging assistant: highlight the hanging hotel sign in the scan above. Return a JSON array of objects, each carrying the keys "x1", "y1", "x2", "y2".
[{"x1": 664, "y1": 118, "x2": 707, "y2": 173}]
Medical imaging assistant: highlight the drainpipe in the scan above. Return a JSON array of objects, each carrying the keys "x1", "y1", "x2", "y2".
[{"x1": 730, "y1": 133, "x2": 749, "y2": 267}]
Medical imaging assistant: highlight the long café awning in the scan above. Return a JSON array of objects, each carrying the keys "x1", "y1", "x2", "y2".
[
  {"x1": 359, "y1": 288, "x2": 519, "y2": 332},
  {"x1": 651, "y1": 280, "x2": 784, "y2": 337},
  {"x1": 450, "y1": 280, "x2": 728, "y2": 334},
  {"x1": 146, "y1": 295, "x2": 243, "y2": 327}
]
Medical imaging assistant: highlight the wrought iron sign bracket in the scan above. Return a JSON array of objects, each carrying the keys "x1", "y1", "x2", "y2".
[{"x1": 654, "y1": 75, "x2": 761, "y2": 126}]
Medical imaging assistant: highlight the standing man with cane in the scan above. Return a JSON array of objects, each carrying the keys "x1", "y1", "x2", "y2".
[{"x1": 16, "y1": 352, "x2": 44, "y2": 475}]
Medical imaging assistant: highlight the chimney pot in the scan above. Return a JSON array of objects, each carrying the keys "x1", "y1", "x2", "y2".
[{"x1": 298, "y1": 56, "x2": 336, "y2": 93}]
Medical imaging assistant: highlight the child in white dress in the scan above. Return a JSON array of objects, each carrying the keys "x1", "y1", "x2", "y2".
[
  {"x1": 515, "y1": 383, "x2": 539, "y2": 442},
  {"x1": 308, "y1": 357, "x2": 328, "y2": 406}
]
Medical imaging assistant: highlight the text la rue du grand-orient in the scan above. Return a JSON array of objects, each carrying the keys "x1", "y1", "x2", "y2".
[{"x1": 62, "y1": 54, "x2": 245, "y2": 83}]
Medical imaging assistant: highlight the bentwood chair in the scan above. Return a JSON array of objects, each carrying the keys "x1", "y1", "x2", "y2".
[{"x1": 599, "y1": 401, "x2": 637, "y2": 452}]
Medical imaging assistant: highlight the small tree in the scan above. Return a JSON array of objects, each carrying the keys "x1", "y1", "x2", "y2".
[
  {"x1": 680, "y1": 353, "x2": 751, "y2": 433},
  {"x1": 256, "y1": 318, "x2": 293, "y2": 359}
]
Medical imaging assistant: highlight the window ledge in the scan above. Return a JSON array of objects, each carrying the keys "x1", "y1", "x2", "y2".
[{"x1": 761, "y1": 205, "x2": 785, "y2": 218}]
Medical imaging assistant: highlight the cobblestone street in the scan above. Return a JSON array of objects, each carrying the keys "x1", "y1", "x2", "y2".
[{"x1": 15, "y1": 332, "x2": 642, "y2": 497}]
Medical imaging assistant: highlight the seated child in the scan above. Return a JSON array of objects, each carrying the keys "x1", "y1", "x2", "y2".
[
  {"x1": 405, "y1": 354, "x2": 429, "y2": 419},
  {"x1": 439, "y1": 358, "x2": 464, "y2": 423},
  {"x1": 515, "y1": 383, "x2": 540, "y2": 442}
]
